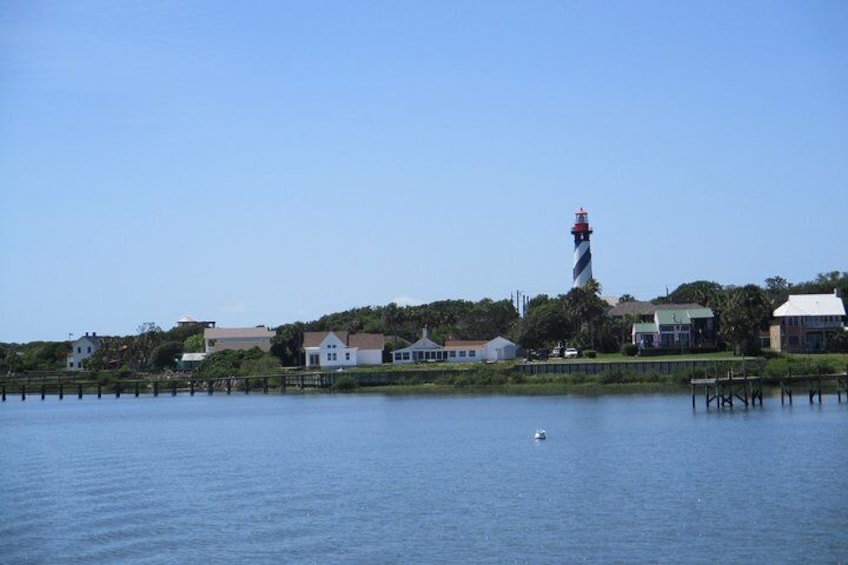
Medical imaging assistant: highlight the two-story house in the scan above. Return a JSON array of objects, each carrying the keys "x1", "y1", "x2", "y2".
[
  {"x1": 303, "y1": 331, "x2": 385, "y2": 369},
  {"x1": 66, "y1": 332, "x2": 100, "y2": 371},
  {"x1": 631, "y1": 306, "x2": 715, "y2": 349},
  {"x1": 770, "y1": 291, "x2": 846, "y2": 353}
]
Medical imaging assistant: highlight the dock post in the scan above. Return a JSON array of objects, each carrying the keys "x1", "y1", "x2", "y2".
[
  {"x1": 2, "y1": 385, "x2": 5, "y2": 402},
  {"x1": 21, "y1": 385, "x2": 26, "y2": 401},
  {"x1": 263, "y1": 377, "x2": 268, "y2": 394},
  {"x1": 171, "y1": 381, "x2": 177, "y2": 396},
  {"x1": 207, "y1": 380, "x2": 213, "y2": 395},
  {"x1": 190, "y1": 380, "x2": 195, "y2": 396},
  {"x1": 244, "y1": 378, "x2": 250, "y2": 394},
  {"x1": 115, "y1": 383, "x2": 121, "y2": 398},
  {"x1": 809, "y1": 379, "x2": 821, "y2": 404},
  {"x1": 41, "y1": 384, "x2": 46, "y2": 400},
  {"x1": 78, "y1": 384, "x2": 83, "y2": 399},
  {"x1": 59, "y1": 383, "x2": 64, "y2": 400},
  {"x1": 227, "y1": 379, "x2": 232, "y2": 395},
  {"x1": 153, "y1": 381, "x2": 159, "y2": 397},
  {"x1": 135, "y1": 382, "x2": 140, "y2": 397},
  {"x1": 97, "y1": 383, "x2": 102, "y2": 399}
]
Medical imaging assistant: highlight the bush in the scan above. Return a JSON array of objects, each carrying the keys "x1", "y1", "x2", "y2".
[
  {"x1": 621, "y1": 344, "x2": 638, "y2": 357},
  {"x1": 332, "y1": 375, "x2": 359, "y2": 392},
  {"x1": 584, "y1": 350, "x2": 597, "y2": 359}
]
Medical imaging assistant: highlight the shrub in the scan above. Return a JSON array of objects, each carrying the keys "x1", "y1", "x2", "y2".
[
  {"x1": 332, "y1": 375, "x2": 359, "y2": 392},
  {"x1": 621, "y1": 344, "x2": 638, "y2": 357},
  {"x1": 584, "y1": 350, "x2": 597, "y2": 358}
]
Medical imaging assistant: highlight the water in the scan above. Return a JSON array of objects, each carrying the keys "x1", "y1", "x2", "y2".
[{"x1": 1, "y1": 393, "x2": 846, "y2": 564}]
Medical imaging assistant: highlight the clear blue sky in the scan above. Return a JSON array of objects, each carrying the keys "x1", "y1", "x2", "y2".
[{"x1": 2, "y1": 1, "x2": 846, "y2": 343}]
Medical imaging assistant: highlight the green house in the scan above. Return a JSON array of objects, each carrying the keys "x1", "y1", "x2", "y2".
[{"x1": 632, "y1": 306, "x2": 715, "y2": 349}]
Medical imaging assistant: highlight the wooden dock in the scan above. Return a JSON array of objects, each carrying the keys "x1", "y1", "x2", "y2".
[
  {"x1": 690, "y1": 373, "x2": 764, "y2": 409},
  {"x1": 691, "y1": 370, "x2": 848, "y2": 409},
  {"x1": 0, "y1": 372, "x2": 346, "y2": 402}
]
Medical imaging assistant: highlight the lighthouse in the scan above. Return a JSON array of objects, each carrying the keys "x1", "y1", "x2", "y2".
[{"x1": 571, "y1": 208, "x2": 593, "y2": 288}]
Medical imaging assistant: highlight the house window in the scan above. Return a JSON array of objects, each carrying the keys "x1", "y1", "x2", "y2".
[
  {"x1": 460, "y1": 351, "x2": 466, "y2": 357},
  {"x1": 469, "y1": 351, "x2": 476, "y2": 357},
  {"x1": 77, "y1": 347, "x2": 81, "y2": 354},
  {"x1": 449, "y1": 351, "x2": 456, "y2": 358},
  {"x1": 403, "y1": 352, "x2": 410, "y2": 360},
  {"x1": 345, "y1": 352, "x2": 350, "y2": 361},
  {"x1": 87, "y1": 347, "x2": 92, "y2": 353},
  {"x1": 69, "y1": 362, "x2": 74, "y2": 368}
]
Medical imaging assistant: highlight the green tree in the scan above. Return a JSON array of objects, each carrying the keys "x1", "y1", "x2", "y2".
[
  {"x1": 183, "y1": 333, "x2": 205, "y2": 354},
  {"x1": 564, "y1": 282, "x2": 610, "y2": 350},
  {"x1": 720, "y1": 284, "x2": 771, "y2": 355},
  {"x1": 764, "y1": 276, "x2": 792, "y2": 308},
  {"x1": 668, "y1": 280, "x2": 724, "y2": 309},
  {"x1": 271, "y1": 322, "x2": 305, "y2": 366},
  {"x1": 150, "y1": 341, "x2": 183, "y2": 371},
  {"x1": 516, "y1": 295, "x2": 569, "y2": 351}
]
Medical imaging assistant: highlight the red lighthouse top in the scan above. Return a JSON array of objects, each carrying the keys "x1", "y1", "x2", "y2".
[{"x1": 571, "y1": 208, "x2": 592, "y2": 234}]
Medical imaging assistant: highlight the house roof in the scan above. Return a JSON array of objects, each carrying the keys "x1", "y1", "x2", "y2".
[
  {"x1": 444, "y1": 340, "x2": 487, "y2": 348},
  {"x1": 633, "y1": 323, "x2": 657, "y2": 333},
  {"x1": 204, "y1": 327, "x2": 274, "y2": 339},
  {"x1": 608, "y1": 301, "x2": 656, "y2": 317},
  {"x1": 302, "y1": 331, "x2": 385, "y2": 350},
  {"x1": 180, "y1": 353, "x2": 206, "y2": 362},
  {"x1": 394, "y1": 336, "x2": 443, "y2": 353},
  {"x1": 655, "y1": 308, "x2": 714, "y2": 325},
  {"x1": 773, "y1": 294, "x2": 846, "y2": 317}
]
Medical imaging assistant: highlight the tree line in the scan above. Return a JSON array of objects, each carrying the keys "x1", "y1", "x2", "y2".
[{"x1": 2, "y1": 271, "x2": 846, "y2": 375}]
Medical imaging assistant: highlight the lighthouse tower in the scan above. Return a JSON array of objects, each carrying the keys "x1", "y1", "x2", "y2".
[{"x1": 571, "y1": 208, "x2": 593, "y2": 288}]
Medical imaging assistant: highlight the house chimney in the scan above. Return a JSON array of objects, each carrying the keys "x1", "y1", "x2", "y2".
[
  {"x1": 85, "y1": 332, "x2": 89, "y2": 337},
  {"x1": 835, "y1": 288, "x2": 841, "y2": 298},
  {"x1": 93, "y1": 332, "x2": 97, "y2": 337},
  {"x1": 423, "y1": 327, "x2": 429, "y2": 339}
]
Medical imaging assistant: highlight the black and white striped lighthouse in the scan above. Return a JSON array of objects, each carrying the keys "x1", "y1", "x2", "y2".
[{"x1": 571, "y1": 208, "x2": 593, "y2": 288}]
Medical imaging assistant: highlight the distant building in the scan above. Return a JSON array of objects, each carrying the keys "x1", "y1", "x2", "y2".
[
  {"x1": 177, "y1": 315, "x2": 216, "y2": 328},
  {"x1": 176, "y1": 352, "x2": 206, "y2": 371},
  {"x1": 444, "y1": 337, "x2": 517, "y2": 363},
  {"x1": 392, "y1": 329, "x2": 517, "y2": 364},
  {"x1": 204, "y1": 326, "x2": 274, "y2": 354},
  {"x1": 631, "y1": 306, "x2": 715, "y2": 349},
  {"x1": 302, "y1": 331, "x2": 385, "y2": 369},
  {"x1": 770, "y1": 291, "x2": 846, "y2": 353},
  {"x1": 66, "y1": 332, "x2": 100, "y2": 371},
  {"x1": 571, "y1": 208, "x2": 594, "y2": 288}
]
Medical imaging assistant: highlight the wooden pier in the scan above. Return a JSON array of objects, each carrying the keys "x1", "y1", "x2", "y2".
[
  {"x1": 691, "y1": 369, "x2": 848, "y2": 409},
  {"x1": 0, "y1": 372, "x2": 348, "y2": 402},
  {"x1": 690, "y1": 373, "x2": 763, "y2": 409}
]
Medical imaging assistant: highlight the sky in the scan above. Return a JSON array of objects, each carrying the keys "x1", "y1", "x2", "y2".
[{"x1": 1, "y1": 1, "x2": 847, "y2": 343}]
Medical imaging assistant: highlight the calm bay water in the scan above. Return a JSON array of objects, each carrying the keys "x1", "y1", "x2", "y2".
[{"x1": 1, "y1": 392, "x2": 846, "y2": 564}]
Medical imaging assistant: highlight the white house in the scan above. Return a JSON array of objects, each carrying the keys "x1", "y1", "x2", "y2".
[
  {"x1": 303, "y1": 331, "x2": 385, "y2": 369},
  {"x1": 392, "y1": 328, "x2": 447, "y2": 364},
  {"x1": 176, "y1": 352, "x2": 206, "y2": 371},
  {"x1": 204, "y1": 326, "x2": 275, "y2": 354},
  {"x1": 66, "y1": 332, "x2": 100, "y2": 371},
  {"x1": 444, "y1": 337, "x2": 518, "y2": 363},
  {"x1": 393, "y1": 330, "x2": 517, "y2": 364},
  {"x1": 770, "y1": 291, "x2": 846, "y2": 353}
]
